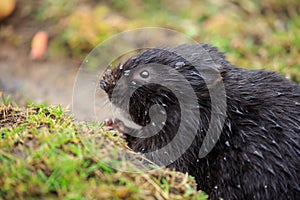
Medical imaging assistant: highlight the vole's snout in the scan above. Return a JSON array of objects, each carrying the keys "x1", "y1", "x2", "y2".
[
  {"x1": 100, "y1": 79, "x2": 112, "y2": 96},
  {"x1": 100, "y1": 69, "x2": 119, "y2": 97}
]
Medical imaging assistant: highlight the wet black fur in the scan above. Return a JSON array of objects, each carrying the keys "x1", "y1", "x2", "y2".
[{"x1": 100, "y1": 44, "x2": 300, "y2": 199}]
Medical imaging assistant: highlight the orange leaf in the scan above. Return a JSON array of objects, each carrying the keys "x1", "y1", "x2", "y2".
[{"x1": 30, "y1": 31, "x2": 49, "y2": 60}]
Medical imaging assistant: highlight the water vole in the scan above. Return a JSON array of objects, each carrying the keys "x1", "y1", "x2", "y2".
[{"x1": 100, "y1": 44, "x2": 300, "y2": 199}]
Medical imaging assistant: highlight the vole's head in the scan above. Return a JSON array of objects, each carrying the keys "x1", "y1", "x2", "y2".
[
  {"x1": 100, "y1": 48, "x2": 211, "y2": 127},
  {"x1": 100, "y1": 46, "x2": 225, "y2": 162}
]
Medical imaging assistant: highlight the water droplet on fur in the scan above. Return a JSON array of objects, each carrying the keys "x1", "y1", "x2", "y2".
[
  {"x1": 164, "y1": 151, "x2": 167, "y2": 154},
  {"x1": 264, "y1": 185, "x2": 268, "y2": 189},
  {"x1": 190, "y1": 71, "x2": 200, "y2": 76},
  {"x1": 295, "y1": 101, "x2": 300, "y2": 106},
  {"x1": 151, "y1": 122, "x2": 156, "y2": 126},
  {"x1": 161, "y1": 103, "x2": 167, "y2": 107},
  {"x1": 253, "y1": 150, "x2": 263, "y2": 158},
  {"x1": 161, "y1": 122, "x2": 166, "y2": 125},
  {"x1": 214, "y1": 186, "x2": 218, "y2": 189},
  {"x1": 267, "y1": 166, "x2": 275, "y2": 175},
  {"x1": 160, "y1": 110, "x2": 166, "y2": 115},
  {"x1": 223, "y1": 156, "x2": 227, "y2": 161},
  {"x1": 196, "y1": 159, "x2": 200, "y2": 162},
  {"x1": 175, "y1": 61, "x2": 185, "y2": 69},
  {"x1": 260, "y1": 126, "x2": 268, "y2": 132},
  {"x1": 140, "y1": 70, "x2": 149, "y2": 78},
  {"x1": 276, "y1": 91, "x2": 284, "y2": 96},
  {"x1": 124, "y1": 70, "x2": 131, "y2": 76},
  {"x1": 235, "y1": 109, "x2": 244, "y2": 115},
  {"x1": 237, "y1": 184, "x2": 241, "y2": 189},
  {"x1": 275, "y1": 124, "x2": 282, "y2": 130},
  {"x1": 119, "y1": 64, "x2": 123, "y2": 70},
  {"x1": 131, "y1": 81, "x2": 137, "y2": 86},
  {"x1": 170, "y1": 160, "x2": 173, "y2": 163},
  {"x1": 141, "y1": 148, "x2": 145, "y2": 152},
  {"x1": 225, "y1": 141, "x2": 230, "y2": 147}
]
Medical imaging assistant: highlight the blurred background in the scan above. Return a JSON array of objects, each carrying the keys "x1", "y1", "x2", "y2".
[{"x1": 0, "y1": 0, "x2": 299, "y2": 108}]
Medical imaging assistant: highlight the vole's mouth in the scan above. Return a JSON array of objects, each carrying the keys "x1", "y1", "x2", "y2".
[
  {"x1": 113, "y1": 107, "x2": 143, "y2": 130},
  {"x1": 103, "y1": 105, "x2": 143, "y2": 139}
]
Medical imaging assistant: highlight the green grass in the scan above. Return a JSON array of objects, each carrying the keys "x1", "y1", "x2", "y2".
[
  {"x1": 33, "y1": 0, "x2": 300, "y2": 83},
  {"x1": 0, "y1": 102, "x2": 207, "y2": 199}
]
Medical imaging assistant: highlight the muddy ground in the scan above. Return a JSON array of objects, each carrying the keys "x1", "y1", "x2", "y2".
[
  {"x1": 0, "y1": 43, "x2": 79, "y2": 106},
  {"x1": 0, "y1": 1, "x2": 82, "y2": 113}
]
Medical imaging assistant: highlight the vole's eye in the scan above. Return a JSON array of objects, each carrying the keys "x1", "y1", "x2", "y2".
[{"x1": 140, "y1": 70, "x2": 149, "y2": 78}]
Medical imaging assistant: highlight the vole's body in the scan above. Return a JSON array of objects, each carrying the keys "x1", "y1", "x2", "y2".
[{"x1": 100, "y1": 44, "x2": 300, "y2": 199}]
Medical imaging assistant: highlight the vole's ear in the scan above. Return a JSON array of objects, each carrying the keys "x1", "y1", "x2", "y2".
[{"x1": 169, "y1": 44, "x2": 226, "y2": 89}]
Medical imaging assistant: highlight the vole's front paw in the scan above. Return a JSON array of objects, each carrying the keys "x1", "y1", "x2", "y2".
[{"x1": 103, "y1": 118, "x2": 127, "y2": 139}]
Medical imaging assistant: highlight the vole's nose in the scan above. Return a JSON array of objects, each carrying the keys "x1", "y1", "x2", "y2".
[
  {"x1": 100, "y1": 69, "x2": 114, "y2": 92},
  {"x1": 100, "y1": 80, "x2": 107, "y2": 90}
]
